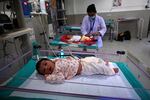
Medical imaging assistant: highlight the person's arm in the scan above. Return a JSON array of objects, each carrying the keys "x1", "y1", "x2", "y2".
[
  {"x1": 45, "y1": 72, "x2": 65, "y2": 84},
  {"x1": 81, "y1": 16, "x2": 88, "y2": 35},
  {"x1": 98, "y1": 17, "x2": 107, "y2": 37},
  {"x1": 88, "y1": 17, "x2": 107, "y2": 37},
  {"x1": 91, "y1": 32, "x2": 102, "y2": 37}
]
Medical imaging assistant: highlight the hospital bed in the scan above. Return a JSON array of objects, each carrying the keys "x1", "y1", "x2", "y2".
[
  {"x1": 49, "y1": 34, "x2": 98, "y2": 50},
  {"x1": 0, "y1": 50, "x2": 150, "y2": 100},
  {"x1": 50, "y1": 19, "x2": 115, "y2": 50},
  {"x1": 63, "y1": 25, "x2": 81, "y2": 32}
]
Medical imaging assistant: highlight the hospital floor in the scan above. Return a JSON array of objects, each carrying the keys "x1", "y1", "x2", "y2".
[{"x1": 102, "y1": 37, "x2": 150, "y2": 68}]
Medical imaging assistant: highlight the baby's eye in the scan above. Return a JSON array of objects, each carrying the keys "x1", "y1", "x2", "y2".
[{"x1": 45, "y1": 62, "x2": 47, "y2": 66}]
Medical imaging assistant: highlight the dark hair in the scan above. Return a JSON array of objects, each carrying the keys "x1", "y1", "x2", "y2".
[
  {"x1": 36, "y1": 58, "x2": 49, "y2": 75},
  {"x1": 87, "y1": 4, "x2": 97, "y2": 13}
]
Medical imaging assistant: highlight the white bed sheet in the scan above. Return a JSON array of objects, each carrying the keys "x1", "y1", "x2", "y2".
[{"x1": 11, "y1": 62, "x2": 140, "y2": 100}]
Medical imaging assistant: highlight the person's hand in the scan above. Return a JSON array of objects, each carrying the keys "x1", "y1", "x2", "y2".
[
  {"x1": 91, "y1": 32, "x2": 102, "y2": 36},
  {"x1": 85, "y1": 33, "x2": 91, "y2": 37}
]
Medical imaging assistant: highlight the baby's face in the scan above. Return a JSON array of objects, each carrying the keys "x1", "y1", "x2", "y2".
[{"x1": 39, "y1": 60, "x2": 55, "y2": 75}]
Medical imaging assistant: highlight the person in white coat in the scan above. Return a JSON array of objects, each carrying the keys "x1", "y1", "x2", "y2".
[{"x1": 81, "y1": 4, "x2": 107, "y2": 48}]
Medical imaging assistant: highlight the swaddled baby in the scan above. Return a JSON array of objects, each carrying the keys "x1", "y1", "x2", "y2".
[
  {"x1": 67, "y1": 35, "x2": 92, "y2": 42},
  {"x1": 68, "y1": 35, "x2": 81, "y2": 42},
  {"x1": 36, "y1": 57, "x2": 119, "y2": 84}
]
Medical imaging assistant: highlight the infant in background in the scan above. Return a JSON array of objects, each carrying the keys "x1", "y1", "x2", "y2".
[
  {"x1": 67, "y1": 35, "x2": 93, "y2": 42},
  {"x1": 36, "y1": 56, "x2": 119, "y2": 84}
]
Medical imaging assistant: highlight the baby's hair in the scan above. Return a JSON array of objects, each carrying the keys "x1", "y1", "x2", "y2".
[{"x1": 36, "y1": 58, "x2": 49, "y2": 75}]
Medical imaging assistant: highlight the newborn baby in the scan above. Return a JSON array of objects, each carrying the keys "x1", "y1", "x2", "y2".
[
  {"x1": 67, "y1": 35, "x2": 92, "y2": 42},
  {"x1": 36, "y1": 57, "x2": 119, "y2": 84}
]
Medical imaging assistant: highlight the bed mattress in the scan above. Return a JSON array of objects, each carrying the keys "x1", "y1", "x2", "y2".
[{"x1": 10, "y1": 62, "x2": 140, "y2": 100}]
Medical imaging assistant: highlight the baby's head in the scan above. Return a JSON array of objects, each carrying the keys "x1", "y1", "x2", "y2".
[{"x1": 36, "y1": 58, "x2": 55, "y2": 75}]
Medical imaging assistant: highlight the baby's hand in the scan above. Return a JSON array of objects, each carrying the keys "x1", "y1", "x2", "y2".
[{"x1": 45, "y1": 74, "x2": 49, "y2": 78}]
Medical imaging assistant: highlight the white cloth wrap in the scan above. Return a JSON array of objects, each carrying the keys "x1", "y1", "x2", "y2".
[
  {"x1": 68, "y1": 35, "x2": 81, "y2": 42},
  {"x1": 80, "y1": 57, "x2": 115, "y2": 75}
]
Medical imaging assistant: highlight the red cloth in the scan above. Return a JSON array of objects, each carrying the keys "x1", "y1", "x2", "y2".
[{"x1": 60, "y1": 35, "x2": 96, "y2": 45}]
